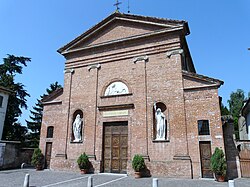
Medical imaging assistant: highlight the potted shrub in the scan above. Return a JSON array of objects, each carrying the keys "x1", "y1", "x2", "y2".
[
  {"x1": 132, "y1": 154, "x2": 146, "y2": 178},
  {"x1": 31, "y1": 148, "x2": 44, "y2": 170},
  {"x1": 77, "y1": 152, "x2": 90, "y2": 174},
  {"x1": 210, "y1": 147, "x2": 227, "y2": 182}
]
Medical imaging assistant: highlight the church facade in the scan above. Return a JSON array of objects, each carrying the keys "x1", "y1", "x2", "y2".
[{"x1": 40, "y1": 12, "x2": 224, "y2": 178}]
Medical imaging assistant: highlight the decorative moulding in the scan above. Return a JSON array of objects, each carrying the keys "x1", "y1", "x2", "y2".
[
  {"x1": 133, "y1": 55, "x2": 149, "y2": 63},
  {"x1": 42, "y1": 100, "x2": 62, "y2": 106},
  {"x1": 88, "y1": 63, "x2": 101, "y2": 71},
  {"x1": 55, "y1": 153, "x2": 67, "y2": 158},
  {"x1": 70, "y1": 140, "x2": 83, "y2": 144},
  {"x1": 100, "y1": 93, "x2": 132, "y2": 99},
  {"x1": 141, "y1": 155, "x2": 150, "y2": 161},
  {"x1": 152, "y1": 140, "x2": 170, "y2": 143},
  {"x1": 166, "y1": 48, "x2": 184, "y2": 58},
  {"x1": 87, "y1": 154, "x2": 96, "y2": 160},
  {"x1": 64, "y1": 69, "x2": 74, "y2": 74},
  {"x1": 173, "y1": 155, "x2": 191, "y2": 160},
  {"x1": 98, "y1": 103, "x2": 134, "y2": 111}
]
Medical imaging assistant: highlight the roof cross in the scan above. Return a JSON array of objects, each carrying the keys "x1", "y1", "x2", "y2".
[{"x1": 114, "y1": 0, "x2": 122, "y2": 12}]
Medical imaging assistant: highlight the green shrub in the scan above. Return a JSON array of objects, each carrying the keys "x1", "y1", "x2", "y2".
[
  {"x1": 31, "y1": 148, "x2": 44, "y2": 166},
  {"x1": 210, "y1": 147, "x2": 227, "y2": 176},
  {"x1": 77, "y1": 152, "x2": 89, "y2": 170},
  {"x1": 132, "y1": 154, "x2": 146, "y2": 172}
]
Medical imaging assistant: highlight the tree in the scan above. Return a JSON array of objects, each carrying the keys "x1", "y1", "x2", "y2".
[
  {"x1": 228, "y1": 89, "x2": 245, "y2": 118},
  {"x1": 44, "y1": 81, "x2": 62, "y2": 96},
  {"x1": 25, "y1": 82, "x2": 62, "y2": 147},
  {"x1": 228, "y1": 89, "x2": 246, "y2": 139},
  {"x1": 220, "y1": 103, "x2": 230, "y2": 116},
  {"x1": 0, "y1": 54, "x2": 31, "y2": 141}
]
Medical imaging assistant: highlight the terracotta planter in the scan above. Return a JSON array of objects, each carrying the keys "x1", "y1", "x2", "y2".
[
  {"x1": 80, "y1": 169, "x2": 88, "y2": 174},
  {"x1": 216, "y1": 175, "x2": 225, "y2": 182},
  {"x1": 134, "y1": 171, "x2": 142, "y2": 179},
  {"x1": 35, "y1": 164, "x2": 43, "y2": 171}
]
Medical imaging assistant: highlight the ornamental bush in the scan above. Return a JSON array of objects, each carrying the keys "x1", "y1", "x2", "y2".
[
  {"x1": 31, "y1": 148, "x2": 44, "y2": 166},
  {"x1": 210, "y1": 147, "x2": 227, "y2": 176},
  {"x1": 132, "y1": 154, "x2": 146, "y2": 172},
  {"x1": 77, "y1": 152, "x2": 89, "y2": 170}
]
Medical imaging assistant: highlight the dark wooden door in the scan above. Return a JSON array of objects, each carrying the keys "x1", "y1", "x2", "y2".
[
  {"x1": 103, "y1": 122, "x2": 128, "y2": 173},
  {"x1": 199, "y1": 141, "x2": 213, "y2": 178},
  {"x1": 239, "y1": 149, "x2": 250, "y2": 177},
  {"x1": 45, "y1": 142, "x2": 52, "y2": 169}
]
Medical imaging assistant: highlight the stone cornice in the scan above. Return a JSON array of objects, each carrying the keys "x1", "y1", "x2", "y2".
[
  {"x1": 65, "y1": 41, "x2": 180, "y2": 70},
  {"x1": 42, "y1": 100, "x2": 62, "y2": 106},
  {"x1": 58, "y1": 12, "x2": 189, "y2": 54},
  {"x1": 183, "y1": 84, "x2": 220, "y2": 91},
  {"x1": 182, "y1": 70, "x2": 224, "y2": 87},
  {"x1": 42, "y1": 88, "x2": 64, "y2": 103},
  {"x1": 62, "y1": 27, "x2": 183, "y2": 56}
]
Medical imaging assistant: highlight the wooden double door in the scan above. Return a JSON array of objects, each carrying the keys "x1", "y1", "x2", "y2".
[{"x1": 103, "y1": 122, "x2": 128, "y2": 173}]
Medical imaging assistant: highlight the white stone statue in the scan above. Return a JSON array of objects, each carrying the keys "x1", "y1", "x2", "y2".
[
  {"x1": 154, "y1": 102, "x2": 166, "y2": 140},
  {"x1": 104, "y1": 82, "x2": 129, "y2": 96},
  {"x1": 107, "y1": 84, "x2": 119, "y2": 95},
  {"x1": 73, "y1": 114, "x2": 83, "y2": 142}
]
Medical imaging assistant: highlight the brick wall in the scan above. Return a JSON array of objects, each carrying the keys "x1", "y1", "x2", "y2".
[{"x1": 40, "y1": 13, "x2": 224, "y2": 178}]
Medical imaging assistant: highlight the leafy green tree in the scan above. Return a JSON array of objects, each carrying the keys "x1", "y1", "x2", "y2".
[
  {"x1": 228, "y1": 89, "x2": 246, "y2": 139},
  {"x1": 228, "y1": 89, "x2": 245, "y2": 117},
  {"x1": 0, "y1": 54, "x2": 31, "y2": 141},
  {"x1": 220, "y1": 103, "x2": 230, "y2": 116},
  {"x1": 25, "y1": 82, "x2": 62, "y2": 147}
]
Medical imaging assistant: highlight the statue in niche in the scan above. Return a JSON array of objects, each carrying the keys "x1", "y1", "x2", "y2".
[
  {"x1": 73, "y1": 114, "x2": 83, "y2": 142},
  {"x1": 154, "y1": 102, "x2": 166, "y2": 140}
]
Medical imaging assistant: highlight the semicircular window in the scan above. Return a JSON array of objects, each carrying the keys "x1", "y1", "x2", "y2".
[{"x1": 104, "y1": 81, "x2": 129, "y2": 96}]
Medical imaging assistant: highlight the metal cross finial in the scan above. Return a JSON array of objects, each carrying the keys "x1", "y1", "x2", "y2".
[
  {"x1": 114, "y1": 0, "x2": 122, "y2": 12},
  {"x1": 127, "y1": 0, "x2": 130, "y2": 13}
]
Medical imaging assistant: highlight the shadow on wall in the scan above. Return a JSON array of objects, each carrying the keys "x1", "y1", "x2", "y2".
[
  {"x1": 222, "y1": 115, "x2": 239, "y2": 180},
  {"x1": 0, "y1": 141, "x2": 34, "y2": 170}
]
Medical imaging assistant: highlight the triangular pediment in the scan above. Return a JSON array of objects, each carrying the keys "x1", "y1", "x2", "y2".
[
  {"x1": 42, "y1": 88, "x2": 63, "y2": 103},
  {"x1": 182, "y1": 71, "x2": 223, "y2": 89},
  {"x1": 71, "y1": 19, "x2": 167, "y2": 49},
  {"x1": 58, "y1": 12, "x2": 189, "y2": 54}
]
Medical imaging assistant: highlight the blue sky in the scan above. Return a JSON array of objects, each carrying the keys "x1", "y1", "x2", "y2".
[{"x1": 0, "y1": 0, "x2": 250, "y2": 125}]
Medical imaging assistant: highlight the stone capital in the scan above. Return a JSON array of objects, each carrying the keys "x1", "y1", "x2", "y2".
[
  {"x1": 88, "y1": 64, "x2": 101, "y2": 71},
  {"x1": 166, "y1": 48, "x2": 184, "y2": 58},
  {"x1": 133, "y1": 55, "x2": 149, "y2": 63},
  {"x1": 64, "y1": 69, "x2": 74, "y2": 74}
]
